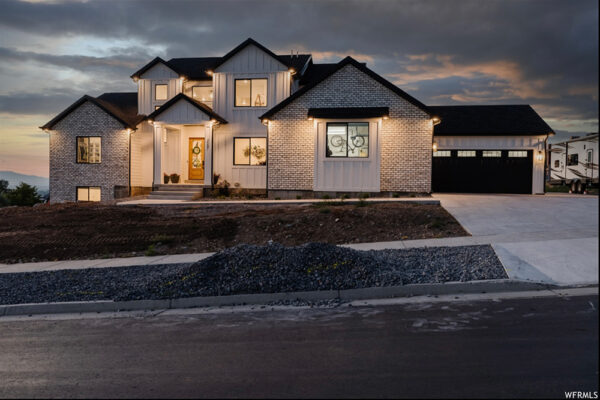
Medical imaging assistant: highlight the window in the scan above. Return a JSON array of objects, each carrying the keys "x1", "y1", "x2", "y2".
[
  {"x1": 567, "y1": 153, "x2": 578, "y2": 165},
  {"x1": 483, "y1": 150, "x2": 502, "y2": 157},
  {"x1": 77, "y1": 187, "x2": 101, "y2": 202},
  {"x1": 155, "y1": 84, "x2": 168, "y2": 101},
  {"x1": 457, "y1": 150, "x2": 476, "y2": 157},
  {"x1": 77, "y1": 137, "x2": 101, "y2": 163},
  {"x1": 433, "y1": 150, "x2": 451, "y2": 157},
  {"x1": 326, "y1": 123, "x2": 369, "y2": 158},
  {"x1": 509, "y1": 151, "x2": 528, "y2": 158},
  {"x1": 235, "y1": 79, "x2": 267, "y2": 107},
  {"x1": 554, "y1": 160, "x2": 560, "y2": 168},
  {"x1": 192, "y1": 86, "x2": 213, "y2": 108},
  {"x1": 234, "y1": 137, "x2": 267, "y2": 165}
]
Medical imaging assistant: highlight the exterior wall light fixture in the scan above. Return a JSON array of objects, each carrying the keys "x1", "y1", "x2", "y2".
[
  {"x1": 432, "y1": 141, "x2": 438, "y2": 152},
  {"x1": 536, "y1": 150, "x2": 544, "y2": 161}
]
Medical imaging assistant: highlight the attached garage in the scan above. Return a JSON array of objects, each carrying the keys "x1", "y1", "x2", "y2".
[{"x1": 430, "y1": 105, "x2": 554, "y2": 194}]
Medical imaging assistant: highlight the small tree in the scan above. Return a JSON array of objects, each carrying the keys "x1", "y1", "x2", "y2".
[
  {"x1": 0, "y1": 179, "x2": 9, "y2": 207},
  {"x1": 6, "y1": 182, "x2": 42, "y2": 207}
]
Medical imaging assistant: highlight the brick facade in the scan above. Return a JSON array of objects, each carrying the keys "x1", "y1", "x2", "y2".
[
  {"x1": 49, "y1": 101, "x2": 130, "y2": 202},
  {"x1": 268, "y1": 64, "x2": 433, "y2": 193}
]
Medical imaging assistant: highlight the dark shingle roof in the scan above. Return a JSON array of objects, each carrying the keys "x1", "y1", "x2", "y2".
[
  {"x1": 299, "y1": 63, "x2": 344, "y2": 86},
  {"x1": 131, "y1": 39, "x2": 311, "y2": 81},
  {"x1": 166, "y1": 57, "x2": 221, "y2": 80},
  {"x1": 307, "y1": 107, "x2": 389, "y2": 119},
  {"x1": 260, "y1": 56, "x2": 432, "y2": 120},
  {"x1": 41, "y1": 92, "x2": 143, "y2": 130},
  {"x1": 145, "y1": 93, "x2": 227, "y2": 124},
  {"x1": 430, "y1": 105, "x2": 554, "y2": 136}
]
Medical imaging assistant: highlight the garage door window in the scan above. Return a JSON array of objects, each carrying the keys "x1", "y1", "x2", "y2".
[
  {"x1": 433, "y1": 150, "x2": 451, "y2": 157},
  {"x1": 457, "y1": 151, "x2": 476, "y2": 157},
  {"x1": 483, "y1": 151, "x2": 502, "y2": 157},
  {"x1": 509, "y1": 151, "x2": 528, "y2": 158}
]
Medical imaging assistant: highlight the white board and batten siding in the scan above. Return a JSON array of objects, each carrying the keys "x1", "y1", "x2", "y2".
[
  {"x1": 434, "y1": 135, "x2": 547, "y2": 194},
  {"x1": 314, "y1": 120, "x2": 381, "y2": 192},
  {"x1": 130, "y1": 122, "x2": 153, "y2": 187},
  {"x1": 137, "y1": 63, "x2": 183, "y2": 115},
  {"x1": 211, "y1": 44, "x2": 292, "y2": 189}
]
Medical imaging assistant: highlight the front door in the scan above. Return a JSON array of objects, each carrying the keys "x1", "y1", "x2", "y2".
[{"x1": 189, "y1": 138, "x2": 205, "y2": 180}]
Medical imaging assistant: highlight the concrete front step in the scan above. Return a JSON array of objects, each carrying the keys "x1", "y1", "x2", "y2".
[{"x1": 153, "y1": 185, "x2": 207, "y2": 191}]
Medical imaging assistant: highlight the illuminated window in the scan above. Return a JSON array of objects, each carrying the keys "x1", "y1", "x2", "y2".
[
  {"x1": 235, "y1": 79, "x2": 267, "y2": 107},
  {"x1": 234, "y1": 137, "x2": 267, "y2": 165},
  {"x1": 433, "y1": 150, "x2": 451, "y2": 157},
  {"x1": 483, "y1": 151, "x2": 502, "y2": 157},
  {"x1": 77, "y1": 137, "x2": 101, "y2": 163},
  {"x1": 457, "y1": 150, "x2": 476, "y2": 157},
  {"x1": 509, "y1": 151, "x2": 528, "y2": 158},
  {"x1": 326, "y1": 123, "x2": 369, "y2": 158},
  {"x1": 155, "y1": 84, "x2": 168, "y2": 101},
  {"x1": 77, "y1": 187, "x2": 101, "y2": 202},
  {"x1": 192, "y1": 86, "x2": 213, "y2": 108}
]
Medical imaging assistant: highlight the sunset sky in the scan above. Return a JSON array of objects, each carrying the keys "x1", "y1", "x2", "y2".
[{"x1": 0, "y1": 0, "x2": 597, "y2": 178}]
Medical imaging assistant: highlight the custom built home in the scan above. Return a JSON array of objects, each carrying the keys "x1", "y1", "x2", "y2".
[{"x1": 42, "y1": 38, "x2": 554, "y2": 202}]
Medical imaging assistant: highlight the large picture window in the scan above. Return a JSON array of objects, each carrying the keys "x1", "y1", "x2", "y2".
[
  {"x1": 77, "y1": 137, "x2": 101, "y2": 163},
  {"x1": 155, "y1": 84, "x2": 168, "y2": 101},
  {"x1": 326, "y1": 123, "x2": 369, "y2": 158},
  {"x1": 192, "y1": 86, "x2": 213, "y2": 108},
  {"x1": 234, "y1": 137, "x2": 267, "y2": 165},
  {"x1": 235, "y1": 79, "x2": 267, "y2": 107},
  {"x1": 77, "y1": 186, "x2": 101, "y2": 202}
]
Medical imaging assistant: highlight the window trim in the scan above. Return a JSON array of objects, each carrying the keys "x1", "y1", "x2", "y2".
[
  {"x1": 234, "y1": 78, "x2": 268, "y2": 108},
  {"x1": 325, "y1": 122, "x2": 370, "y2": 159},
  {"x1": 76, "y1": 186, "x2": 101, "y2": 202},
  {"x1": 233, "y1": 137, "x2": 268, "y2": 166},
  {"x1": 154, "y1": 83, "x2": 168, "y2": 101},
  {"x1": 76, "y1": 136, "x2": 102, "y2": 164}
]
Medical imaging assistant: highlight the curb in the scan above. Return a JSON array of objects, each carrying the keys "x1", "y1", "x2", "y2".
[{"x1": 0, "y1": 279, "x2": 573, "y2": 317}]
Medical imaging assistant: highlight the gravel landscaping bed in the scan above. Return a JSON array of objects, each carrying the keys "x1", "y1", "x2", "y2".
[{"x1": 0, "y1": 243, "x2": 507, "y2": 305}]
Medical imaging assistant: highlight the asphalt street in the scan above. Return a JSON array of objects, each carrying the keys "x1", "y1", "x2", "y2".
[{"x1": 0, "y1": 294, "x2": 597, "y2": 398}]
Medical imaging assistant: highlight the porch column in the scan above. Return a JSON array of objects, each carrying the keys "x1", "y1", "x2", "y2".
[
  {"x1": 205, "y1": 123, "x2": 213, "y2": 186},
  {"x1": 153, "y1": 124, "x2": 163, "y2": 185}
]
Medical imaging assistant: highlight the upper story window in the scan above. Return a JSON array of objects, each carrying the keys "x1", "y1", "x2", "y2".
[
  {"x1": 235, "y1": 79, "x2": 267, "y2": 107},
  {"x1": 77, "y1": 137, "x2": 101, "y2": 163},
  {"x1": 192, "y1": 86, "x2": 213, "y2": 108},
  {"x1": 155, "y1": 84, "x2": 168, "y2": 101},
  {"x1": 326, "y1": 123, "x2": 369, "y2": 158}
]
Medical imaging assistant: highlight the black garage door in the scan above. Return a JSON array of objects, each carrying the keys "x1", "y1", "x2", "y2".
[{"x1": 432, "y1": 150, "x2": 533, "y2": 194}]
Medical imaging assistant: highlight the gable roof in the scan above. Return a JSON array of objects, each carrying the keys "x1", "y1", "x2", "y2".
[
  {"x1": 298, "y1": 63, "x2": 339, "y2": 86},
  {"x1": 41, "y1": 92, "x2": 142, "y2": 130},
  {"x1": 145, "y1": 93, "x2": 227, "y2": 124},
  {"x1": 130, "y1": 57, "x2": 178, "y2": 79},
  {"x1": 259, "y1": 56, "x2": 432, "y2": 120},
  {"x1": 429, "y1": 105, "x2": 554, "y2": 136},
  {"x1": 131, "y1": 39, "x2": 312, "y2": 81}
]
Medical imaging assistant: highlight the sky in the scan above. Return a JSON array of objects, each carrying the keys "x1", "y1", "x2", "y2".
[{"x1": 0, "y1": 0, "x2": 597, "y2": 178}]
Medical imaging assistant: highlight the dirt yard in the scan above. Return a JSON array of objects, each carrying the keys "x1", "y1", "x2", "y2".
[{"x1": 0, "y1": 202, "x2": 468, "y2": 263}]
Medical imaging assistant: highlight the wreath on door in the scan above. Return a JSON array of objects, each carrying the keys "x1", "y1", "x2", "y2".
[{"x1": 192, "y1": 144, "x2": 201, "y2": 154}]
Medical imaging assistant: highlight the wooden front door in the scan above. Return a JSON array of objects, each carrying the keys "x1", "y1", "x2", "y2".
[{"x1": 189, "y1": 138, "x2": 205, "y2": 180}]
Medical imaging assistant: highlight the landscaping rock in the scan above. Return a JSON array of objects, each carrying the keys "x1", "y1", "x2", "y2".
[{"x1": 0, "y1": 243, "x2": 506, "y2": 306}]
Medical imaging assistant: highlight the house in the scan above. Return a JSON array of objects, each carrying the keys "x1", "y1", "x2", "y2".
[{"x1": 41, "y1": 38, "x2": 554, "y2": 202}]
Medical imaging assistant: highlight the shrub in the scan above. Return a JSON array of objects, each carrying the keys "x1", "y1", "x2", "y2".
[
  {"x1": 296, "y1": 195, "x2": 302, "y2": 199},
  {"x1": 322, "y1": 194, "x2": 330, "y2": 199},
  {"x1": 0, "y1": 180, "x2": 9, "y2": 207},
  {"x1": 319, "y1": 207, "x2": 331, "y2": 214}
]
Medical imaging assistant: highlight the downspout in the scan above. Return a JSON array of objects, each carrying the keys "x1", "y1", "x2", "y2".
[
  {"x1": 266, "y1": 121, "x2": 269, "y2": 198},
  {"x1": 152, "y1": 124, "x2": 156, "y2": 188}
]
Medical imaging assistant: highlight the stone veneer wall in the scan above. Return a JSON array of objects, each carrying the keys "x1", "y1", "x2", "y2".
[
  {"x1": 268, "y1": 64, "x2": 433, "y2": 193},
  {"x1": 49, "y1": 101, "x2": 130, "y2": 202}
]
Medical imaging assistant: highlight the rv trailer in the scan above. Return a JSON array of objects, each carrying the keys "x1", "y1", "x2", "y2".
[{"x1": 548, "y1": 133, "x2": 598, "y2": 193}]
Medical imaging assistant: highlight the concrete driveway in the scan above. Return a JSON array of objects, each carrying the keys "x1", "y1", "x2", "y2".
[{"x1": 433, "y1": 194, "x2": 599, "y2": 286}]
